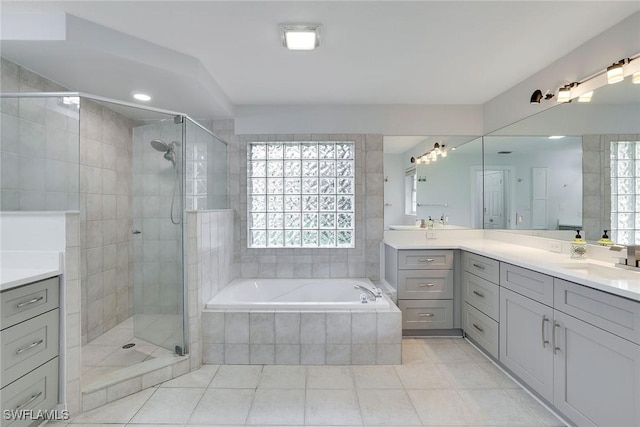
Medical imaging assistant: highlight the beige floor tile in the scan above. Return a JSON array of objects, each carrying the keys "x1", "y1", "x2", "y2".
[
  {"x1": 209, "y1": 365, "x2": 263, "y2": 388},
  {"x1": 408, "y1": 389, "x2": 485, "y2": 425},
  {"x1": 476, "y1": 361, "x2": 521, "y2": 389},
  {"x1": 357, "y1": 389, "x2": 421, "y2": 426},
  {"x1": 436, "y1": 362, "x2": 501, "y2": 389},
  {"x1": 161, "y1": 365, "x2": 219, "y2": 388},
  {"x1": 187, "y1": 388, "x2": 254, "y2": 425},
  {"x1": 305, "y1": 389, "x2": 363, "y2": 426},
  {"x1": 352, "y1": 366, "x2": 403, "y2": 389},
  {"x1": 419, "y1": 342, "x2": 474, "y2": 363},
  {"x1": 394, "y1": 364, "x2": 452, "y2": 389},
  {"x1": 129, "y1": 387, "x2": 205, "y2": 424},
  {"x1": 307, "y1": 365, "x2": 355, "y2": 389},
  {"x1": 506, "y1": 389, "x2": 567, "y2": 426},
  {"x1": 245, "y1": 389, "x2": 305, "y2": 425},
  {"x1": 458, "y1": 388, "x2": 543, "y2": 426},
  {"x1": 72, "y1": 388, "x2": 154, "y2": 424},
  {"x1": 258, "y1": 365, "x2": 306, "y2": 389},
  {"x1": 455, "y1": 339, "x2": 493, "y2": 363},
  {"x1": 82, "y1": 345, "x2": 118, "y2": 367},
  {"x1": 401, "y1": 340, "x2": 433, "y2": 364}
]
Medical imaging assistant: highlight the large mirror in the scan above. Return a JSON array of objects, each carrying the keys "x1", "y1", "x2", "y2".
[
  {"x1": 487, "y1": 77, "x2": 640, "y2": 243},
  {"x1": 383, "y1": 136, "x2": 482, "y2": 230}
]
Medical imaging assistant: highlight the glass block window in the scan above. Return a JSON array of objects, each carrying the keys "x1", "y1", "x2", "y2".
[
  {"x1": 610, "y1": 141, "x2": 640, "y2": 245},
  {"x1": 248, "y1": 141, "x2": 355, "y2": 248}
]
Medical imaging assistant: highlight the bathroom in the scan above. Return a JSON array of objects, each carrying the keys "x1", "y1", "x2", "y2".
[{"x1": 1, "y1": 2, "x2": 640, "y2": 426}]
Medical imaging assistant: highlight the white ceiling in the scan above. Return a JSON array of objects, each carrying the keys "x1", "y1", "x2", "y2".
[{"x1": 1, "y1": 1, "x2": 639, "y2": 118}]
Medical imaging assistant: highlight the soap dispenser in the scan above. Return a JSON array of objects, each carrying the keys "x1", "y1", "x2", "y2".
[
  {"x1": 570, "y1": 230, "x2": 587, "y2": 259},
  {"x1": 427, "y1": 216, "x2": 434, "y2": 229},
  {"x1": 597, "y1": 230, "x2": 613, "y2": 246}
]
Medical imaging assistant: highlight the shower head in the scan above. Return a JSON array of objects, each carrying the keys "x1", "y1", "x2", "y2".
[{"x1": 150, "y1": 139, "x2": 171, "y2": 152}]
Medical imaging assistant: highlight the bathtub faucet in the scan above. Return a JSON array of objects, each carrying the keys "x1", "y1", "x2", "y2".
[{"x1": 354, "y1": 284, "x2": 382, "y2": 302}]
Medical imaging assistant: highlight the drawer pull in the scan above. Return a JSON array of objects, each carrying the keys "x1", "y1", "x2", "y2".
[
  {"x1": 419, "y1": 283, "x2": 435, "y2": 287},
  {"x1": 472, "y1": 290, "x2": 485, "y2": 298},
  {"x1": 472, "y1": 323, "x2": 484, "y2": 332},
  {"x1": 541, "y1": 315, "x2": 550, "y2": 348},
  {"x1": 472, "y1": 263, "x2": 485, "y2": 270},
  {"x1": 418, "y1": 313, "x2": 434, "y2": 317},
  {"x1": 15, "y1": 391, "x2": 42, "y2": 410},
  {"x1": 16, "y1": 296, "x2": 44, "y2": 308},
  {"x1": 418, "y1": 258, "x2": 435, "y2": 263},
  {"x1": 16, "y1": 339, "x2": 44, "y2": 355}
]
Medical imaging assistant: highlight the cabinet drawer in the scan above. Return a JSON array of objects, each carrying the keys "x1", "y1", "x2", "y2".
[
  {"x1": 463, "y1": 252, "x2": 499, "y2": 284},
  {"x1": 1, "y1": 309, "x2": 59, "y2": 388},
  {"x1": 463, "y1": 271, "x2": 499, "y2": 321},
  {"x1": 399, "y1": 300, "x2": 453, "y2": 330},
  {"x1": 398, "y1": 270, "x2": 453, "y2": 300},
  {"x1": 554, "y1": 278, "x2": 640, "y2": 345},
  {"x1": 500, "y1": 263, "x2": 553, "y2": 306},
  {"x1": 0, "y1": 357, "x2": 58, "y2": 427},
  {"x1": 463, "y1": 302, "x2": 499, "y2": 359},
  {"x1": 398, "y1": 250, "x2": 453, "y2": 270},
  {"x1": 1, "y1": 277, "x2": 59, "y2": 330}
]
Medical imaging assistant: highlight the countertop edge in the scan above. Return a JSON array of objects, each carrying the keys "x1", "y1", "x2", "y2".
[{"x1": 1, "y1": 268, "x2": 63, "y2": 292}]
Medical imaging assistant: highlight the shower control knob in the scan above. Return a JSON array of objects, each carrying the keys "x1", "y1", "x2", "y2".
[{"x1": 132, "y1": 230, "x2": 142, "y2": 235}]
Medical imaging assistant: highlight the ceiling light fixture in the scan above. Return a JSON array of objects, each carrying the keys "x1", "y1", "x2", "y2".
[
  {"x1": 530, "y1": 89, "x2": 554, "y2": 104},
  {"x1": 132, "y1": 92, "x2": 151, "y2": 102},
  {"x1": 411, "y1": 142, "x2": 448, "y2": 166},
  {"x1": 606, "y1": 60, "x2": 627, "y2": 84},
  {"x1": 280, "y1": 24, "x2": 322, "y2": 50},
  {"x1": 549, "y1": 136, "x2": 565, "y2": 139},
  {"x1": 557, "y1": 83, "x2": 577, "y2": 103},
  {"x1": 633, "y1": 71, "x2": 640, "y2": 84}
]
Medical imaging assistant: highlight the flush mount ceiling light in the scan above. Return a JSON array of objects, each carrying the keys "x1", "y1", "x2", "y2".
[
  {"x1": 280, "y1": 24, "x2": 322, "y2": 50},
  {"x1": 132, "y1": 92, "x2": 151, "y2": 102}
]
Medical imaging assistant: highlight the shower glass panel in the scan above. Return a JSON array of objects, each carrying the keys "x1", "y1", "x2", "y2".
[
  {"x1": 0, "y1": 95, "x2": 80, "y2": 211},
  {"x1": 132, "y1": 116, "x2": 186, "y2": 353},
  {"x1": 185, "y1": 118, "x2": 227, "y2": 210}
]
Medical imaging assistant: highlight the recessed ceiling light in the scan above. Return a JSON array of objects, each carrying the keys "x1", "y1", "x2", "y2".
[
  {"x1": 280, "y1": 24, "x2": 322, "y2": 51},
  {"x1": 549, "y1": 136, "x2": 565, "y2": 139},
  {"x1": 132, "y1": 92, "x2": 151, "y2": 102}
]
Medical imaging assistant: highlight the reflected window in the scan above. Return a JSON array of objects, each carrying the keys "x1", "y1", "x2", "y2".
[
  {"x1": 405, "y1": 168, "x2": 417, "y2": 215},
  {"x1": 247, "y1": 141, "x2": 355, "y2": 248},
  {"x1": 610, "y1": 141, "x2": 640, "y2": 245}
]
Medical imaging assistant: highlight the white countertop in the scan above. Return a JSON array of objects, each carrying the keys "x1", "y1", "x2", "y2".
[
  {"x1": 384, "y1": 233, "x2": 640, "y2": 302},
  {"x1": 0, "y1": 251, "x2": 63, "y2": 291}
]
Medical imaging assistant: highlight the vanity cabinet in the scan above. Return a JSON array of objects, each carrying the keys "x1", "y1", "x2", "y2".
[
  {"x1": 462, "y1": 252, "x2": 500, "y2": 359},
  {"x1": 0, "y1": 276, "x2": 60, "y2": 427},
  {"x1": 385, "y1": 248, "x2": 454, "y2": 332}
]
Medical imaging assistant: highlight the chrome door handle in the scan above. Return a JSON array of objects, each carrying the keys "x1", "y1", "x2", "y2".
[
  {"x1": 472, "y1": 323, "x2": 484, "y2": 332},
  {"x1": 418, "y1": 283, "x2": 435, "y2": 287},
  {"x1": 16, "y1": 296, "x2": 44, "y2": 308},
  {"x1": 16, "y1": 339, "x2": 44, "y2": 355},
  {"x1": 418, "y1": 313, "x2": 434, "y2": 317},
  {"x1": 472, "y1": 290, "x2": 485, "y2": 298},
  {"x1": 418, "y1": 258, "x2": 434, "y2": 263},
  {"x1": 541, "y1": 315, "x2": 550, "y2": 348},
  {"x1": 15, "y1": 392, "x2": 42, "y2": 410},
  {"x1": 553, "y1": 321, "x2": 560, "y2": 354},
  {"x1": 472, "y1": 263, "x2": 485, "y2": 270}
]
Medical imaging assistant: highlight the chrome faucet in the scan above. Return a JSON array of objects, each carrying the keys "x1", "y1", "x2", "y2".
[{"x1": 354, "y1": 284, "x2": 382, "y2": 302}]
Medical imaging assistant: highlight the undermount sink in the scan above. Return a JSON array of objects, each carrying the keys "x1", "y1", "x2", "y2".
[{"x1": 555, "y1": 262, "x2": 639, "y2": 280}]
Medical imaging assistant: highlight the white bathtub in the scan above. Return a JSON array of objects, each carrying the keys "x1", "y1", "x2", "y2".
[{"x1": 206, "y1": 278, "x2": 391, "y2": 310}]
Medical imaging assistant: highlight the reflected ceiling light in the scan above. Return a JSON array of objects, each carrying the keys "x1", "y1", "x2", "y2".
[
  {"x1": 556, "y1": 83, "x2": 577, "y2": 103},
  {"x1": 633, "y1": 71, "x2": 640, "y2": 84},
  {"x1": 606, "y1": 60, "x2": 626, "y2": 84},
  {"x1": 132, "y1": 92, "x2": 151, "y2": 102},
  {"x1": 280, "y1": 24, "x2": 322, "y2": 50},
  {"x1": 549, "y1": 136, "x2": 565, "y2": 139},
  {"x1": 411, "y1": 142, "x2": 447, "y2": 166},
  {"x1": 578, "y1": 91, "x2": 593, "y2": 102}
]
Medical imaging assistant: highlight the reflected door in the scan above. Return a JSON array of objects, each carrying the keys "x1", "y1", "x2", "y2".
[{"x1": 484, "y1": 170, "x2": 505, "y2": 228}]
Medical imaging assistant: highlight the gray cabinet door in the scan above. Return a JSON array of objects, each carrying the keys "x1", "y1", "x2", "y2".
[
  {"x1": 553, "y1": 310, "x2": 640, "y2": 427},
  {"x1": 499, "y1": 287, "x2": 554, "y2": 401}
]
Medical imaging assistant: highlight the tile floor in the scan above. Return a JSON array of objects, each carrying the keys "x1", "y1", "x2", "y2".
[
  {"x1": 82, "y1": 317, "x2": 174, "y2": 389},
  {"x1": 58, "y1": 337, "x2": 566, "y2": 426}
]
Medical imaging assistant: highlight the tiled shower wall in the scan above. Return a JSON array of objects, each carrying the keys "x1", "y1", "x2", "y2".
[
  {"x1": 0, "y1": 58, "x2": 80, "y2": 211},
  {"x1": 582, "y1": 134, "x2": 639, "y2": 242},
  {"x1": 232, "y1": 133, "x2": 384, "y2": 282},
  {"x1": 80, "y1": 100, "x2": 134, "y2": 343}
]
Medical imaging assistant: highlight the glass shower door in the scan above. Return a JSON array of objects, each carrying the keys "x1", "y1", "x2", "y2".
[{"x1": 132, "y1": 117, "x2": 185, "y2": 354}]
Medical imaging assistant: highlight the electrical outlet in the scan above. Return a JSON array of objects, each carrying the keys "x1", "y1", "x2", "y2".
[{"x1": 549, "y1": 241, "x2": 562, "y2": 253}]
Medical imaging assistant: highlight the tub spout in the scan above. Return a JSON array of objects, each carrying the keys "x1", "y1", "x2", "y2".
[{"x1": 354, "y1": 284, "x2": 382, "y2": 301}]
